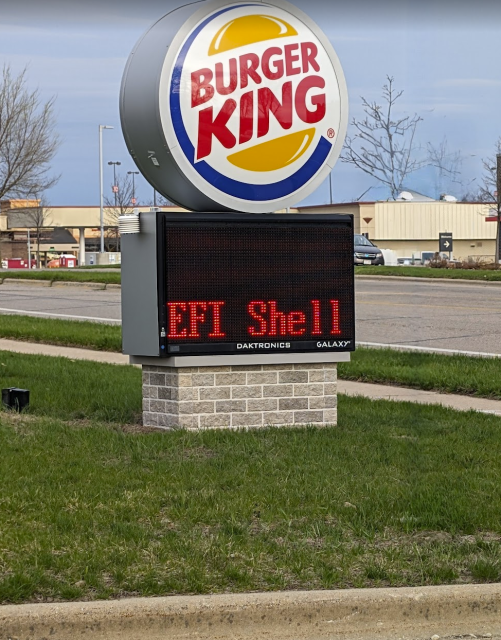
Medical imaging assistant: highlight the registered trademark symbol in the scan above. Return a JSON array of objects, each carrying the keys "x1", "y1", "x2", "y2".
[{"x1": 327, "y1": 128, "x2": 336, "y2": 139}]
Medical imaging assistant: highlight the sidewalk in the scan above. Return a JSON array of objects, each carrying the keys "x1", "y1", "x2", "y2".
[
  {"x1": 339, "y1": 379, "x2": 501, "y2": 416},
  {"x1": 1, "y1": 338, "x2": 501, "y2": 416},
  {"x1": 0, "y1": 338, "x2": 129, "y2": 365}
]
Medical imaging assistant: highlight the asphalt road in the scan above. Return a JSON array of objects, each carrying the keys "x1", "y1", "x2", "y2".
[
  {"x1": 356, "y1": 277, "x2": 501, "y2": 355},
  {"x1": 1, "y1": 278, "x2": 501, "y2": 354},
  {"x1": 0, "y1": 283, "x2": 121, "y2": 324}
]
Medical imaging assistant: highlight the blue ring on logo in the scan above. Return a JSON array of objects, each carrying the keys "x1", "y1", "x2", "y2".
[{"x1": 169, "y1": 4, "x2": 332, "y2": 202}]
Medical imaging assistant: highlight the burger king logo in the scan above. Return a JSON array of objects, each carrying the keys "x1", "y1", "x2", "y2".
[{"x1": 122, "y1": 0, "x2": 348, "y2": 213}]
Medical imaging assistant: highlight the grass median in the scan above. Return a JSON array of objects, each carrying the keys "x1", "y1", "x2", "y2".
[
  {"x1": 0, "y1": 315, "x2": 499, "y2": 400},
  {"x1": 338, "y1": 347, "x2": 501, "y2": 399},
  {"x1": 355, "y1": 265, "x2": 501, "y2": 280},
  {"x1": 0, "y1": 314, "x2": 122, "y2": 351},
  {"x1": 1, "y1": 386, "x2": 501, "y2": 603},
  {"x1": 0, "y1": 270, "x2": 121, "y2": 285},
  {"x1": 3, "y1": 266, "x2": 501, "y2": 284}
]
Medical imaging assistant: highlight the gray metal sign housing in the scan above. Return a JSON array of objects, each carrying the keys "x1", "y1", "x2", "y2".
[{"x1": 121, "y1": 210, "x2": 355, "y2": 367}]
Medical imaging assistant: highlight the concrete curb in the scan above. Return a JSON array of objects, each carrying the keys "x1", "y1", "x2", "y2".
[
  {"x1": 356, "y1": 274, "x2": 501, "y2": 285},
  {"x1": 1, "y1": 584, "x2": 501, "y2": 640},
  {"x1": 0, "y1": 278, "x2": 118, "y2": 290},
  {"x1": 1, "y1": 277, "x2": 52, "y2": 287},
  {"x1": 51, "y1": 280, "x2": 107, "y2": 290}
]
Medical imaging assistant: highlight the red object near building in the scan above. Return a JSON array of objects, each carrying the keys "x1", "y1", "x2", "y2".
[
  {"x1": 3, "y1": 258, "x2": 37, "y2": 269},
  {"x1": 59, "y1": 255, "x2": 77, "y2": 268}
]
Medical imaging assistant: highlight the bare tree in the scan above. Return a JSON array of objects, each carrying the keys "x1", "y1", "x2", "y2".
[
  {"x1": 341, "y1": 76, "x2": 424, "y2": 200},
  {"x1": 0, "y1": 65, "x2": 60, "y2": 200},
  {"x1": 149, "y1": 192, "x2": 172, "y2": 208},
  {"x1": 22, "y1": 196, "x2": 52, "y2": 268},
  {"x1": 455, "y1": 138, "x2": 501, "y2": 203},
  {"x1": 426, "y1": 136, "x2": 463, "y2": 198},
  {"x1": 104, "y1": 173, "x2": 135, "y2": 252},
  {"x1": 476, "y1": 137, "x2": 501, "y2": 202}
]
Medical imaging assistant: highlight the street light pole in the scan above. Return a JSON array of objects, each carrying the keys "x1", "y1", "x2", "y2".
[
  {"x1": 128, "y1": 170, "x2": 139, "y2": 205},
  {"x1": 99, "y1": 124, "x2": 114, "y2": 254},
  {"x1": 496, "y1": 154, "x2": 501, "y2": 264},
  {"x1": 108, "y1": 161, "x2": 121, "y2": 206}
]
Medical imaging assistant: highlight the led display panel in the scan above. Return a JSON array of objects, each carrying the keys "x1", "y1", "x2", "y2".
[{"x1": 157, "y1": 213, "x2": 354, "y2": 357}]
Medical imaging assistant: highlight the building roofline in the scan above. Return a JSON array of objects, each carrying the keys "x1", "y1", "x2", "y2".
[
  {"x1": 297, "y1": 202, "x2": 375, "y2": 209},
  {"x1": 1, "y1": 203, "x2": 182, "y2": 209},
  {"x1": 298, "y1": 200, "x2": 497, "y2": 208}
]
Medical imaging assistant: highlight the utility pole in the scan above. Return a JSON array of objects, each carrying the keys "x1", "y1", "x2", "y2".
[
  {"x1": 496, "y1": 154, "x2": 501, "y2": 263},
  {"x1": 99, "y1": 124, "x2": 114, "y2": 254}
]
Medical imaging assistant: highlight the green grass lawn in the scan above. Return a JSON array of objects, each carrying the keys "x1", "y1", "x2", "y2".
[
  {"x1": 0, "y1": 350, "x2": 140, "y2": 423},
  {"x1": 339, "y1": 347, "x2": 501, "y2": 399},
  {"x1": 1, "y1": 352, "x2": 501, "y2": 602},
  {"x1": 1, "y1": 392, "x2": 501, "y2": 603},
  {"x1": 1, "y1": 315, "x2": 500, "y2": 401},
  {"x1": 355, "y1": 265, "x2": 501, "y2": 280},
  {"x1": 0, "y1": 314, "x2": 122, "y2": 352},
  {"x1": 0, "y1": 270, "x2": 120, "y2": 285}
]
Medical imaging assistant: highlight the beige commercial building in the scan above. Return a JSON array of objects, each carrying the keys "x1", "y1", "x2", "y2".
[
  {"x1": 298, "y1": 200, "x2": 498, "y2": 262},
  {"x1": 0, "y1": 201, "x2": 186, "y2": 265},
  {"x1": 1, "y1": 197, "x2": 497, "y2": 265}
]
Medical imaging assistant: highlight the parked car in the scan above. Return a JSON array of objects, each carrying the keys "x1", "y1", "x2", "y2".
[{"x1": 354, "y1": 235, "x2": 385, "y2": 266}]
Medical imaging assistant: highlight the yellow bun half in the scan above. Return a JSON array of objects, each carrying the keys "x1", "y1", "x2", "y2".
[
  {"x1": 227, "y1": 128, "x2": 316, "y2": 172},
  {"x1": 209, "y1": 15, "x2": 298, "y2": 56}
]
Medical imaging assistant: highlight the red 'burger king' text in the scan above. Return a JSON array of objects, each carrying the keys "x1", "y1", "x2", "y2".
[{"x1": 190, "y1": 42, "x2": 326, "y2": 160}]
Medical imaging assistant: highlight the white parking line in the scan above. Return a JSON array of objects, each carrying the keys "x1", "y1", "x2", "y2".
[{"x1": 0, "y1": 308, "x2": 121, "y2": 323}]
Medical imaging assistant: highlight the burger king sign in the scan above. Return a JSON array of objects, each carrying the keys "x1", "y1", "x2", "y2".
[{"x1": 120, "y1": 0, "x2": 348, "y2": 213}]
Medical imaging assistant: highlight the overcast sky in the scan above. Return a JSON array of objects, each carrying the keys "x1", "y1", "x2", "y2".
[{"x1": 1, "y1": 0, "x2": 500, "y2": 206}]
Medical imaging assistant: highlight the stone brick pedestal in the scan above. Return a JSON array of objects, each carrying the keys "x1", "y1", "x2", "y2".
[{"x1": 142, "y1": 363, "x2": 337, "y2": 430}]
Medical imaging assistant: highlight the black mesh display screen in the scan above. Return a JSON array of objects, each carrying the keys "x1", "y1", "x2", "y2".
[{"x1": 157, "y1": 213, "x2": 354, "y2": 356}]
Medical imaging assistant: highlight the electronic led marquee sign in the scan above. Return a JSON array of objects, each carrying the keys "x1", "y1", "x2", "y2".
[
  {"x1": 120, "y1": 0, "x2": 348, "y2": 213},
  {"x1": 156, "y1": 213, "x2": 355, "y2": 356}
]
